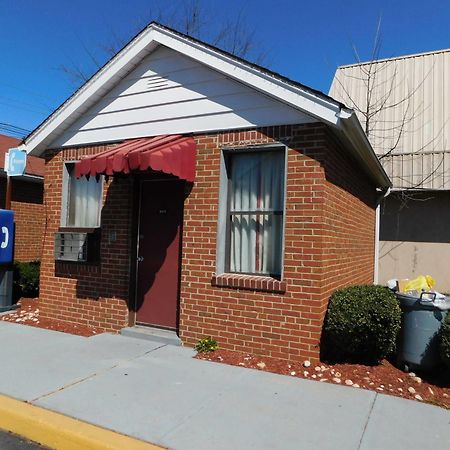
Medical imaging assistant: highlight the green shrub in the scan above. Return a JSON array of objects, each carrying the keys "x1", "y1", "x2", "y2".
[
  {"x1": 195, "y1": 337, "x2": 218, "y2": 353},
  {"x1": 323, "y1": 285, "x2": 402, "y2": 364},
  {"x1": 13, "y1": 260, "x2": 40, "y2": 301},
  {"x1": 440, "y1": 312, "x2": 450, "y2": 370}
]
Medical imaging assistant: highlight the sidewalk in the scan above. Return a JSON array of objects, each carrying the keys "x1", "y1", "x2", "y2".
[{"x1": 0, "y1": 320, "x2": 448, "y2": 449}]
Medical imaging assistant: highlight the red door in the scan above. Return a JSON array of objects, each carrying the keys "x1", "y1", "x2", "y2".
[{"x1": 135, "y1": 180, "x2": 184, "y2": 329}]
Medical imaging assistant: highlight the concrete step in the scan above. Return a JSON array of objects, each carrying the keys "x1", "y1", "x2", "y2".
[{"x1": 120, "y1": 326, "x2": 182, "y2": 346}]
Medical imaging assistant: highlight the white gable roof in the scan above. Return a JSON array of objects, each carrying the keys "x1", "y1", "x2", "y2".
[
  {"x1": 51, "y1": 45, "x2": 315, "y2": 148},
  {"x1": 21, "y1": 23, "x2": 390, "y2": 188}
]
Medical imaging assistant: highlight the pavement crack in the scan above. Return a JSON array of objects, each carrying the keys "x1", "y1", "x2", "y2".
[
  {"x1": 357, "y1": 393, "x2": 377, "y2": 450},
  {"x1": 30, "y1": 343, "x2": 167, "y2": 403}
]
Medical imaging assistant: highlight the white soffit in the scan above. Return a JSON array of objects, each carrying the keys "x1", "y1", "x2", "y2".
[{"x1": 22, "y1": 24, "x2": 341, "y2": 155}]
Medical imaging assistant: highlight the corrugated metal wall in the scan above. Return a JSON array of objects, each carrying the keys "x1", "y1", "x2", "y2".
[{"x1": 330, "y1": 49, "x2": 450, "y2": 189}]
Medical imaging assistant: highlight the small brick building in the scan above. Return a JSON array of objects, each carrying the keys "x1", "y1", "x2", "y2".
[
  {"x1": 0, "y1": 134, "x2": 44, "y2": 262},
  {"x1": 21, "y1": 23, "x2": 390, "y2": 361}
]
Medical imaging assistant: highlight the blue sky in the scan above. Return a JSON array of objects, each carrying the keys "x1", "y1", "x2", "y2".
[{"x1": 1, "y1": 0, "x2": 449, "y2": 136}]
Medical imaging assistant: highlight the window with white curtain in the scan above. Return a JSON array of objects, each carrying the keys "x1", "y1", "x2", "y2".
[
  {"x1": 62, "y1": 163, "x2": 103, "y2": 228},
  {"x1": 227, "y1": 150, "x2": 285, "y2": 277}
]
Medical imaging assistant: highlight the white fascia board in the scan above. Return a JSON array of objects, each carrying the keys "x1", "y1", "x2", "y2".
[
  {"x1": 22, "y1": 24, "x2": 342, "y2": 156},
  {"x1": 154, "y1": 29, "x2": 342, "y2": 126},
  {"x1": 23, "y1": 30, "x2": 160, "y2": 155},
  {"x1": 337, "y1": 110, "x2": 392, "y2": 189}
]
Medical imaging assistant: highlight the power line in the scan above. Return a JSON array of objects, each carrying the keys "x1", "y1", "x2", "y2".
[{"x1": 0, "y1": 122, "x2": 31, "y2": 139}]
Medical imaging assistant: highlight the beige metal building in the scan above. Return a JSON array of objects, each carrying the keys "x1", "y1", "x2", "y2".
[{"x1": 330, "y1": 48, "x2": 450, "y2": 291}]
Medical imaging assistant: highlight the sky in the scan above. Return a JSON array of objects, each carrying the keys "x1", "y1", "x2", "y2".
[{"x1": 1, "y1": 0, "x2": 449, "y2": 136}]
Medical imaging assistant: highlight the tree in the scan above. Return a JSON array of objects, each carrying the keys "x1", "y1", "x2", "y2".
[
  {"x1": 330, "y1": 19, "x2": 446, "y2": 191},
  {"x1": 59, "y1": 0, "x2": 268, "y2": 86}
]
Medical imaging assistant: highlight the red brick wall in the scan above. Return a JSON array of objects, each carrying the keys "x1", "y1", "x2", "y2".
[
  {"x1": 321, "y1": 133, "x2": 376, "y2": 306},
  {"x1": 179, "y1": 124, "x2": 376, "y2": 361},
  {"x1": 0, "y1": 178, "x2": 44, "y2": 262},
  {"x1": 39, "y1": 145, "x2": 131, "y2": 331},
  {"x1": 39, "y1": 123, "x2": 376, "y2": 359}
]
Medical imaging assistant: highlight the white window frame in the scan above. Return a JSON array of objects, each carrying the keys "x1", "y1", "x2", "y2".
[
  {"x1": 60, "y1": 161, "x2": 104, "y2": 228},
  {"x1": 216, "y1": 144, "x2": 287, "y2": 279}
]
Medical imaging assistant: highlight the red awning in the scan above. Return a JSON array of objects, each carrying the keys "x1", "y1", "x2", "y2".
[{"x1": 75, "y1": 135, "x2": 196, "y2": 181}]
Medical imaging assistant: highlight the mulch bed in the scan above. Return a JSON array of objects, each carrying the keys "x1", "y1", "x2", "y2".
[
  {"x1": 196, "y1": 349, "x2": 450, "y2": 409},
  {"x1": 0, "y1": 298, "x2": 103, "y2": 337}
]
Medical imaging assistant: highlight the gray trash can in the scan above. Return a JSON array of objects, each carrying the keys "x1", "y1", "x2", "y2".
[
  {"x1": 396, "y1": 292, "x2": 450, "y2": 372},
  {"x1": 0, "y1": 269, "x2": 14, "y2": 312}
]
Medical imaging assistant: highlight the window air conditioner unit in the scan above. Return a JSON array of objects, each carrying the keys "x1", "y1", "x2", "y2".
[{"x1": 54, "y1": 231, "x2": 100, "y2": 262}]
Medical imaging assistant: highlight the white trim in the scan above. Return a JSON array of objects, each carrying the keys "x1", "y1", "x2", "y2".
[
  {"x1": 0, "y1": 171, "x2": 43, "y2": 183},
  {"x1": 21, "y1": 24, "x2": 341, "y2": 156},
  {"x1": 20, "y1": 23, "x2": 390, "y2": 189}
]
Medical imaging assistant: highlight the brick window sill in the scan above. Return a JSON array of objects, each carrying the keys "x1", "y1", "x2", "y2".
[{"x1": 211, "y1": 273, "x2": 286, "y2": 293}]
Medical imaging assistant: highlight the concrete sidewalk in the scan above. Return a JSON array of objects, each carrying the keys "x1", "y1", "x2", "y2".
[{"x1": 0, "y1": 321, "x2": 448, "y2": 449}]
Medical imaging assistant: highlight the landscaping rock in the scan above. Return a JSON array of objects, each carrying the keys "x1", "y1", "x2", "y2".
[
  {"x1": 257, "y1": 362, "x2": 266, "y2": 369},
  {"x1": 408, "y1": 387, "x2": 416, "y2": 394},
  {"x1": 332, "y1": 377, "x2": 341, "y2": 384},
  {"x1": 415, "y1": 394, "x2": 423, "y2": 401},
  {"x1": 303, "y1": 360, "x2": 311, "y2": 368},
  {"x1": 345, "y1": 379, "x2": 353, "y2": 386}
]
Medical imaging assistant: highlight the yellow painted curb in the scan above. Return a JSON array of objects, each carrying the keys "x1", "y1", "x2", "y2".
[{"x1": 0, "y1": 395, "x2": 164, "y2": 450}]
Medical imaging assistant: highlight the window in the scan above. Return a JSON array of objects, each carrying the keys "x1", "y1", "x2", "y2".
[
  {"x1": 225, "y1": 149, "x2": 285, "y2": 277},
  {"x1": 62, "y1": 163, "x2": 103, "y2": 228}
]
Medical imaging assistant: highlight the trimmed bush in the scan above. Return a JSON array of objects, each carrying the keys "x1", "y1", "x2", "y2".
[
  {"x1": 323, "y1": 285, "x2": 402, "y2": 364},
  {"x1": 440, "y1": 312, "x2": 450, "y2": 370},
  {"x1": 13, "y1": 260, "x2": 40, "y2": 301}
]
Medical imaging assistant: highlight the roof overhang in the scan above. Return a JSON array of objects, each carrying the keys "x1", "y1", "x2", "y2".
[
  {"x1": 336, "y1": 109, "x2": 392, "y2": 189},
  {"x1": 0, "y1": 170, "x2": 43, "y2": 183},
  {"x1": 20, "y1": 23, "x2": 342, "y2": 156},
  {"x1": 19, "y1": 22, "x2": 391, "y2": 189}
]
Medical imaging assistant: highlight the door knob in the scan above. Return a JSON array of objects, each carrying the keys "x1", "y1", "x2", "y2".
[{"x1": 137, "y1": 256, "x2": 144, "y2": 262}]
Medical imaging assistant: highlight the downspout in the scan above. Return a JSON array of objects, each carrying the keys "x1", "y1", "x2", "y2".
[{"x1": 374, "y1": 187, "x2": 391, "y2": 284}]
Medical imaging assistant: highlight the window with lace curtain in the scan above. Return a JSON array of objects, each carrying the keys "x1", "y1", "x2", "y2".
[
  {"x1": 225, "y1": 149, "x2": 285, "y2": 277},
  {"x1": 61, "y1": 162, "x2": 103, "y2": 228}
]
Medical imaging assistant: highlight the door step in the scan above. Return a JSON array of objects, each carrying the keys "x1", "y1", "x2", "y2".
[{"x1": 120, "y1": 326, "x2": 182, "y2": 346}]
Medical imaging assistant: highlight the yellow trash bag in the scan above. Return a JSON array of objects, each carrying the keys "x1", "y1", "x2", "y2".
[{"x1": 404, "y1": 275, "x2": 436, "y2": 292}]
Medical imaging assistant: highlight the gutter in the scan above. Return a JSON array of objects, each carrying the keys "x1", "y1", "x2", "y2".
[
  {"x1": 0, "y1": 170, "x2": 43, "y2": 183},
  {"x1": 337, "y1": 109, "x2": 392, "y2": 189}
]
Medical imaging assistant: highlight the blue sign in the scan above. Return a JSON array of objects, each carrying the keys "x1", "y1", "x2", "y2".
[
  {"x1": 6, "y1": 148, "x2": 27, "y2": 177},
  {"x1": 0, "y1": 210, "x2": 14, "y2": 264}
]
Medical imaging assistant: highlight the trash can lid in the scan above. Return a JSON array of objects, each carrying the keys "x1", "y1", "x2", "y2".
[{"x1": 396, "y1": 292, "x2": 450, "y2": 311}]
